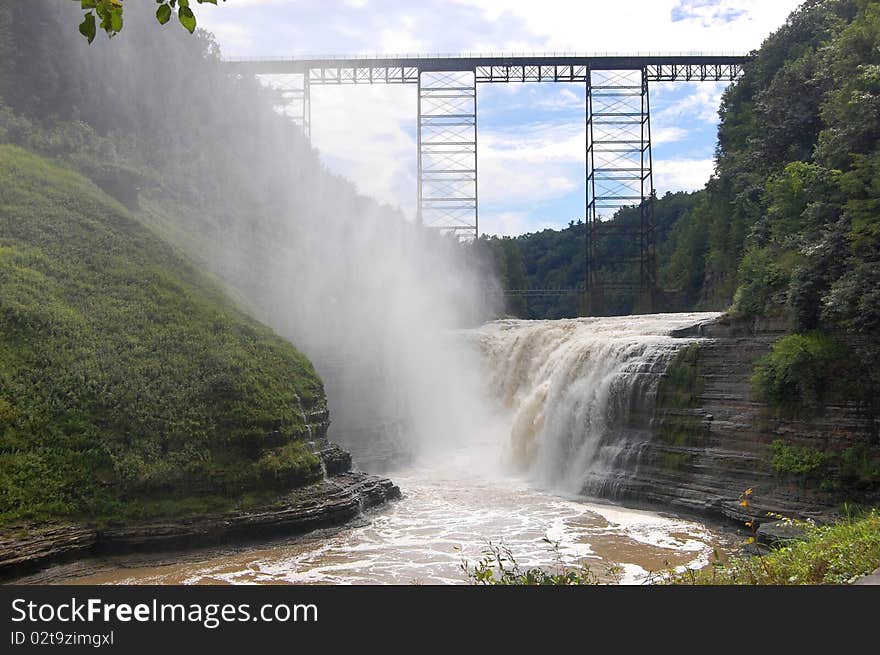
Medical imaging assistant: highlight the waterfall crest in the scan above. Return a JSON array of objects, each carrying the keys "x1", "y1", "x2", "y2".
[{"x1": 477, "y1": 313, "x2": 720, "y2": 495}]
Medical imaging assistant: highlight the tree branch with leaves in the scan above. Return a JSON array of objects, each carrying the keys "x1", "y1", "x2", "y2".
[{"x1": 76, "y1": 0, "x2": 224, "y2": 43}]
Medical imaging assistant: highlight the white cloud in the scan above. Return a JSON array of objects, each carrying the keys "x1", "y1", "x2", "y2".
[
  {"x1": 653, "y1": 158, "x2": 715, "y2": 193},
  {"x1": 309, "y1": 85, "x2": 417, "y2": 215},
  {"x1": 653, "y1": 126, "x2": 689, "y2": 145},
  {"x1": 477, "y1": 121, "x2": 582, "y2": 205},
  {"x1": 450, "y1": 0, "x2": 801, "y2": 53},
  {"x1": 478, "y1": 156, "x2": 579, "y2": 205},
  {"x1": 481, "y1": 122, "x2": 584, "y2": 164},
  {"x1": 655, "y1": 82, "x2": 727, "y2": 124},
  {"x1": 480, "y1": 210, "x2": 533, "y2": 236}
]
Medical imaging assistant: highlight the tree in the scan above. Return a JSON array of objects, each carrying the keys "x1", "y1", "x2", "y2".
[{"x1": 76, "y1": 0, "x2": 224, "y2": 44}]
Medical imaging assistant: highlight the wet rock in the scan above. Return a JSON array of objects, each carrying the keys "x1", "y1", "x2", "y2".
[
  {"x1": 853, "y1": 567, "x2": 880, "y2": 585},
  {"x1": 314, "y1": 440, "x2": 354, "y2": 477},
  {"x1": 95, "y1": 471, "x2": 400, "y2": 556},
  {"x1": 756, "y1": 520, "x2": 809, "y2": 546},
  {"x1": 0, "y1": 523, "x2": 97, "y2": 581}
]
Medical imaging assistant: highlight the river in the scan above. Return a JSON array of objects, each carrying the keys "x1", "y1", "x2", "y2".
[
  {"x1": 45, "y1": 312, "x2": 735, "y2": 585},
  {"x1": 57, "y1": 454, "x2": 731, "y2": 585}
]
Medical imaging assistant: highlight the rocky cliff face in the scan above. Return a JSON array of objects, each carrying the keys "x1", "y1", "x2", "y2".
[
  {"x1": 0, "y1": 440, "x2": 399, "y2": 582},
  {"x1": 604, "y1": 316, "x2": 878, "y2": 524}
]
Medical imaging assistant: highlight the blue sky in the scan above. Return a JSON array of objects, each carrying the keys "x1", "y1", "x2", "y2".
[{"x1": 198, "y1": 0, "x2": 803, "y2": 236}]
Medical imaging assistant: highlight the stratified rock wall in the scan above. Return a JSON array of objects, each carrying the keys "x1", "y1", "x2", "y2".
[{"x1": 606, "y1": 316, "x2": 877, "y2": 523}]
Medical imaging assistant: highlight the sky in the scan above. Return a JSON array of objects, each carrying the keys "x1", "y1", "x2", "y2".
[{"x1": 198, "y1": 0, "x2": 804, "y2": 236}]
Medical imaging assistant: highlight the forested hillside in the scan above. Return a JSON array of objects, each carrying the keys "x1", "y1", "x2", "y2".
[
  {"x1": 475, "y1": 191, "x2": 703, "y2": 317},
  {"x1": 0, "y1": 2, "x2": 340, "y2": 524},
  {"x1": 0, "y1": 145, "x2": 329, "y2": 524}
]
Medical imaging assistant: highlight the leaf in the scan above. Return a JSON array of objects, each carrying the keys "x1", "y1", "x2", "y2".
[
  {"x1": 746, "y1": 536, "x2": 756, "y2": 544},
  {"x1": 109, "y1": 7, "x2": 123, "y2": 33},
  {"x1": 178, "y1": 6, "x2": 196, "y2": 33},
  {"x1": 739, "y1": 500, "x2": 749, "y2": 507},
  {"x1": 81, "y1": 1, "x2": 98, "y2": 8},
  {"x1": 79, "y1": 12, "x2": 96, "y2": 43},
  {"x1": 156, "y1": 4, "x2": 172, "y2": 24},
  {"x1": 197, "y1": 0, "x2": 218, "y2": 4}
]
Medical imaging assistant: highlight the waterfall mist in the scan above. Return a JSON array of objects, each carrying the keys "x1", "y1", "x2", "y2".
[{"x1": 35, "y1": 2, "x2": 506, "y2": 470}]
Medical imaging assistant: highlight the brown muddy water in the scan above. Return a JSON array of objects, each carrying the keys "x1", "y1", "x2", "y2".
[{"x1": 34, "y1": 453, "x2": 736, "y2": 585}]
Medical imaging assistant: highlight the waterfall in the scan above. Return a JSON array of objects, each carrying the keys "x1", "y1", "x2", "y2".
[{"x1": 476, "y1": 313, "x2": 720, "y2": 496}]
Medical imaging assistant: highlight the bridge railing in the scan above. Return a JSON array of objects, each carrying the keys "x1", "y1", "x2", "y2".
[{"x1": 224, "y1": 51, "x2": 751, "y2": 63}]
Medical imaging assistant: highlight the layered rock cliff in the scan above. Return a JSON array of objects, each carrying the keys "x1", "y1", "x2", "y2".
[
  {"x1": 606, "y1": 316, "x2": 879, "y2": 524},
  {"x1": 0, "y1": 441, "x2": 399, "y2": 582}
]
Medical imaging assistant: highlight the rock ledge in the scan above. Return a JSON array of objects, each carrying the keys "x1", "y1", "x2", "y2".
[{"x1": 0, "y1": 448, "x2": 399, "y2": 582}]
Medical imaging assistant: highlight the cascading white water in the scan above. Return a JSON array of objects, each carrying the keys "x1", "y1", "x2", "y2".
[{"x1": 476, "y1": 313, "x2": 720, "y2": 496}]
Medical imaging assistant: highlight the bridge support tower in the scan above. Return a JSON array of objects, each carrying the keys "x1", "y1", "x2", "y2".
[
  {"x1": 417, "y1": 71, "x2": 478, "y2": 239},
  {"x1": 586, "y1": 67, "x2": 655, "y2": 315}
]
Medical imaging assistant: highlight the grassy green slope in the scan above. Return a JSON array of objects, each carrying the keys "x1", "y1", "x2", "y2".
[{"x1": 0, "y1": 145, "x2": 325, "y2": 525}]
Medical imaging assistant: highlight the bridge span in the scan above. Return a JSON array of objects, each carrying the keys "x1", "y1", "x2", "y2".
[{"x1": 226, "y1": 53, "x2": 751, "y2": 311}]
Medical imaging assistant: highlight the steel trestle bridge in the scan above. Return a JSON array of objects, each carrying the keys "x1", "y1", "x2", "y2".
[{"x1": 227, "y1": 54, "x2": 750, "y2": 312}]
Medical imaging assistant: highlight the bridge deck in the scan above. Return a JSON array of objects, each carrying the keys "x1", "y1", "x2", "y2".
[{"x1": 226, "y1": 54, "x2": 751, "y2": 83}]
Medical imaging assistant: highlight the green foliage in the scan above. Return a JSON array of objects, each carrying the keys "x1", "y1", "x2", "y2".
[
  {"x1": 839, "y1": 445, "x2": 880, "y2": 490},
  {"x1": 751, "y1": 332, "x2": 848, "y2": 414},
  {"x1": 74, "y1": 0, "x2": 223, "y2": 42},
  {"x1": 0, "y1": 145, "x2": 324, "y2": 525},
  {"x1": 731, "y1": 247, "x2": 791, "y2": 318},
  {"x1": 664, "y1": 509, "x2": 880, "y2": 584},
  {"x1": 255, "y1": 443, "x2": 322, "y2": 489},
  {"x1": 770, "y1": 440, "x2": 827, "y2": 477},
  {"x1": 654, "y1": 0, "x2": 880, "y2": 324}
]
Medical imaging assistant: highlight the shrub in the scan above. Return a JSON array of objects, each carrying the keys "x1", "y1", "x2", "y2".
[
  {"x1": 770, "y1": 439, "x2": 826, "y2": 477},
  {"x1": 732, "y1": 247, "x2": 790, "y2": 317},
  {"x1": 751, "y1": 331, "x2": 847, "y2": 414},
  {"x1": 839, "y1": 445, "x2": 880, "y2": 490}
]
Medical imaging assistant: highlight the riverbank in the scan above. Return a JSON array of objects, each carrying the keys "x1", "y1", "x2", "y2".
[
  {"x1": 0, "y1": 447, "x2": 400, "y2": 583},
  {"x1": 663, "y1": 509, "x2": 880, "y2": 585},
  {"x1": 5, "y1": 456, "x2": 737, "y2": 585}
]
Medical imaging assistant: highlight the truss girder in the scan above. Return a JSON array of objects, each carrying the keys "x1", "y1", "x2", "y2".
[
  {"x1": 259, "y1": 63, "x2": 742, "y2": 85},
  {"x1": 230, "y1": 55, "x2": 749, "y2": 85}
]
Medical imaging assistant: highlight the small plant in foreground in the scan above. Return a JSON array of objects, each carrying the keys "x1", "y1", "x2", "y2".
[
  {"x1": 460, "y1": 538, "x2": 621, "y2": 585},
  {"x1": 659, "y1": 509, "x2": 880, "y2": 585}
]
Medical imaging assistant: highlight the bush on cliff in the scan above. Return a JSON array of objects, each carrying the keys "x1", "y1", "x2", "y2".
[{"x1": 751, "y1": 331, "x2": 849, "y2": 415}]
